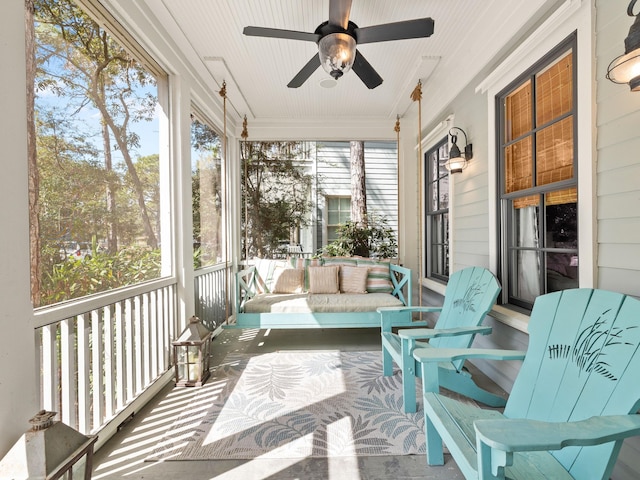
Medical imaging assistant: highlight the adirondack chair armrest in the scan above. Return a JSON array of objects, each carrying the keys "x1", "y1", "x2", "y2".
[
  {"x1": 398, "y1": 325, "x2": 493, "y2": 340},
  {"x1": 377, "y1": 306, "x2": 437, "y2": 331},
  {"x1": 474, "y1": 415, "x2": 640, "y2": 478},
  {"x1": 413, "y1": 348, "x2": 525, "y2": 393},
  {"x1": 475, "y1": 414, "x2": 640, "y2": 452},
  {"x1": 413, "y1": 347, "x2": 526, "y2": 364}
]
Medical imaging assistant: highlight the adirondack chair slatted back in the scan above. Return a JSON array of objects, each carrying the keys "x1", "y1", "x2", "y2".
[
  {"x1": 504, "y1": 289, "x2": 640, "y2": 479},
  {"x1": 431, "y1": 267, "x2": 501, "y2": 371}
]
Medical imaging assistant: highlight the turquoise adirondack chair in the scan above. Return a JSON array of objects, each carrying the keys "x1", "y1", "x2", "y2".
[
  {"x1": 379, "y1": 266, "x2": 502, "y2": 413},
  {"x1": 415, "y1": 288, "x2": 640, "y2": 480}
]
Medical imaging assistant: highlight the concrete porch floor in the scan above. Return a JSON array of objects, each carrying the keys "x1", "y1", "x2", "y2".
[{"x1": 91, "y1": 327, "x2": 505, "y2": 480}]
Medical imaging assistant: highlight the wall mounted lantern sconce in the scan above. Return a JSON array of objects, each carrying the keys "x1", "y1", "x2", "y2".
[
  {"x1": 446, "y1": 127, "x2": 473, "y2": 174},
  {"x1": 606, "y1": 0, "x2": 640, "y2": 91}
]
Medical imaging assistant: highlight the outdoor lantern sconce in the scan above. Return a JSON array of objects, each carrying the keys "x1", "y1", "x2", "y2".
[
  {"x1": 172, "y1": 316, "x2": 212, "y2": 387},
  {"x1": 0, "y1": 410, "x2": 98, "y2": 480},
  {"x1": 607, "y1": 0, "x2": 640, "y2": 91},
  {"x1": 446, "y1": 127, "x2": 473, "y2": 174}
]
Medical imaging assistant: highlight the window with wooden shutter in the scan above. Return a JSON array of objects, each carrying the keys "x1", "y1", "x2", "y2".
[{"x1": 497, "y1": 33, "x2": 578, "y2": 310}]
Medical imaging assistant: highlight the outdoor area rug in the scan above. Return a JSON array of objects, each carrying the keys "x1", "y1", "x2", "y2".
[{"x1": 146, "y1": 350, "x2": 429, "y2": 460}]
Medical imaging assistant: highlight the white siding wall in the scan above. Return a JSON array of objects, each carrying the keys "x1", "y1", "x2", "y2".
[
  {"x1": 595, "y1": 0, "x2": 640, "y2": 296},
  {"x1": 315, "y1": 141, "x2": 398, "y2": 249},
  {"x1": 595, "y1": 1, "x2": 640, "y2": 477},
  {"x1": 448, "y1": 90, "x2": 492, "y2": 273}
]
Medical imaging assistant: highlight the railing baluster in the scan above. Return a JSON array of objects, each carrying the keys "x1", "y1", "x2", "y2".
[
  {"x1": 91, "y1": 309, "x2": 104, "y2": 431},
  {"x1": 150, "y1": 289, "x2": 158, "y2": 378},
  {"x1": 140, "y1": 293, "x2": 152, "y2": 386},
  {"x1": 77, "y1": 314, "x2": 90, "y2": 434},
  {"x1": 60, "y1": 318, "x2": 76, "y2": 428},
  {"x1": 103, "y1": 305, "x2": 115, "y2": 420},
  {"x1": 115, "y1": 300, "x2": 125, "y2": 411},
  {"x1": 156, "y1": 287, "x2": 165, "y2": 372},
  {"x1": 134, "y1": 295, "x2": 143, "y2": 395},
  {"x1": 125, "y1": 297, "x2": 134, "y2": 403},
  {"x1": 40, "y1": 324, "x2": 57, "y2": 412}
]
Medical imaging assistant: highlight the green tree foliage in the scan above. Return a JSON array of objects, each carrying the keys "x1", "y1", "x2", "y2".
[
  {"x1": 321, "y1": 214, "x2": 398, "y2": 259},
  {"x1": 33, "y1": 0, "x2": 159, "y2": 249},
  {"x1": 41, "y1": 247, "x2": 161, "y2": 304},
  {"x1": 191, "y1": 118, "x2": 223, "y2": 268},
  {"x1": 241, "y1": 141, "x2": 314, "y2": 258},
  {"x1": 29, "y1": 0, "x2": 162, "y2": 306}
]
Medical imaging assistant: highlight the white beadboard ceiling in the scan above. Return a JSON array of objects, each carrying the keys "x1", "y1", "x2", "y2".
[{"x1": 138, "y1": 0, "x2": 564, "y2": 136}]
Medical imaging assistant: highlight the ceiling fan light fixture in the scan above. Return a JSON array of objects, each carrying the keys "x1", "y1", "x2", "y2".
[{"x1": 318, "y1": 33, "x2": 356, "y2": 80}]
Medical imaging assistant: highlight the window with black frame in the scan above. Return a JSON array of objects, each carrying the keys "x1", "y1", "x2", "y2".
[
  {"x1": 497, "y1": 33, "x2": 578, "y2": 310},
  {"x1": 425, "y1": 137, "x2": 450, "y2": 281}
]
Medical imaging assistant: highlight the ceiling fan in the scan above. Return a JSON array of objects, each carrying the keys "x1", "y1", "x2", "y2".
[{"x1": 243, "y1": 0, "x2": 434, "y2": 89}]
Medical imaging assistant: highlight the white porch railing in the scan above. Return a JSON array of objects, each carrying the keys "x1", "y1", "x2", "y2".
[
  {"x1": 33, "y1": 263, "x2": 231, "y2": 440},
  {"x1": 35, "y1": 278, "x2": 178, "y2": 436},
  {"x1": 194, "y1": 262, "x2": 231, "y2": 330}
]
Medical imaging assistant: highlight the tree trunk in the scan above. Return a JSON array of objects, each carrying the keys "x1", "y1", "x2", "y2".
[
  {"x1": 95, "y1": 95, "x2": 158, "y2": 249},
  {"x1": 350, "y1": 141, "x2": 367, "y2": 225},
  {"x1": 350, "y1": 141, "x2": 368, "y2": 257},
  {"x1": 101, "y1": 115, "x2": 118, "y2": 253},
  {"x1": 25, "y1": 0, "x2": 41, "y2": 306}
]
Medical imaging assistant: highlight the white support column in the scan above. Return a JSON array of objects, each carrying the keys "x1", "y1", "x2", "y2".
[
  {"x1": 170, "y1": 76, "x2": 195, "y2": 332},
  {"x1": 0, "y1": 1, "x2": 39, "y2": 457}
]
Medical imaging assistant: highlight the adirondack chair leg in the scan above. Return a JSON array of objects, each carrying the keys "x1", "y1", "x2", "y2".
[
  {"x1": 380, "y1": 313, "x2": 395, "y2": 377},
  {"x1": 401, "y1": 336, "x2": 418, "y2": 413},
  {"x1": 425, "y1": 414, "x2": 445, "y2": 466},
  {"x1": 477, "y1": 439, "x2": 507, "y2": 480},
  {"x1": 382, "y1": 347, "x2": 394, "y2": 377},
  {"x1": 439, "y1": 368, "x2": 507, "y2": 408}
]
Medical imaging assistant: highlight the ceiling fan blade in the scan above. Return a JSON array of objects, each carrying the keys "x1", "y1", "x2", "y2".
[
  {"x1": 355, "y1": 18, "x2": 435, "y2": 44},
  {"x1": 243, "y1": 26, "x2": 319, "y2": 42},
  {"x1": 328, "y1": 0, "x2": 352, "y2": 29},
  {"x1": 287, "y1": 54, "x2": 322, "y2": 88},
  {"x1": 352, "y1": 50, "x2": 383, "y2": 89}
]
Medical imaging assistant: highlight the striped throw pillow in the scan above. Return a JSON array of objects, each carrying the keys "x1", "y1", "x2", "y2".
[{"x1": 356, "y1": 258, "x2": 394, "y2": 293}]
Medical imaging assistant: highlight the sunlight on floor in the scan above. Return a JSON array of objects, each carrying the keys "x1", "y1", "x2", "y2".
[
  {"x1": 201, "y1": 350, "x2": 347, "y2": 449},
  {"x1": 328, "y1": 416, "x2": 358, "y2": 477}
]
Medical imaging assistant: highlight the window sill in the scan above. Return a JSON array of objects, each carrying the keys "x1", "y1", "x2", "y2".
[
  {"x1": 489, "y1": 305, "x2": 529, "y2": 334},
  {"x1": 420, "y1": 277, "x2": 447, "y2": 296},
  {"x1": 421, "y1": 277, "x2": 530, "y2": 334}
]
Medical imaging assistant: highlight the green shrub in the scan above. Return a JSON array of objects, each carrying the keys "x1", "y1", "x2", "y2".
[
  {"x1": 321, "y1": 214, "x2": 397, "y2": 259},
  {"x1": 41, "y1": 246, "x2": 161, "y2": 305}
]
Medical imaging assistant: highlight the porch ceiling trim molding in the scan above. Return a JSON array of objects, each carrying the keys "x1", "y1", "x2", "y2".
[
  {"x1": 416, "y1": 114, "x2": 454, "y2": 151},
  {"x1": 475, "y1": 0, "x2": 584, "y2": 95}
]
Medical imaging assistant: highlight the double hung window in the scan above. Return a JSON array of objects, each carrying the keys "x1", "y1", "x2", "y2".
[
  {"x1": 497, "y1": 34, "x2": 578, "y2": 310},
  {"x1": 425, "y1": 138, "x2": 450, "y2": 281}
]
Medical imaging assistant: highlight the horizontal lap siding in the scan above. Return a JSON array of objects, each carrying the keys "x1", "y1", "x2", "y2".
[
  {"x1": 452, "y1": 160, "x2": 490, "y2": 272},
  {"x1": 596, "y1": 2, "x2": 640, "y2": 479},
  {"x1": 316, "y1": 141, "x2": 398, "y2": 243},
  {"x1": 596, "y1": 1, "x2": 640, "y2": 299}
]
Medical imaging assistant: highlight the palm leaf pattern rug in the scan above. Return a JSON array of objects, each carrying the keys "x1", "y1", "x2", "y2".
[{"x1": 147, "y1": 350, "x2": 427, "y2": 460}]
